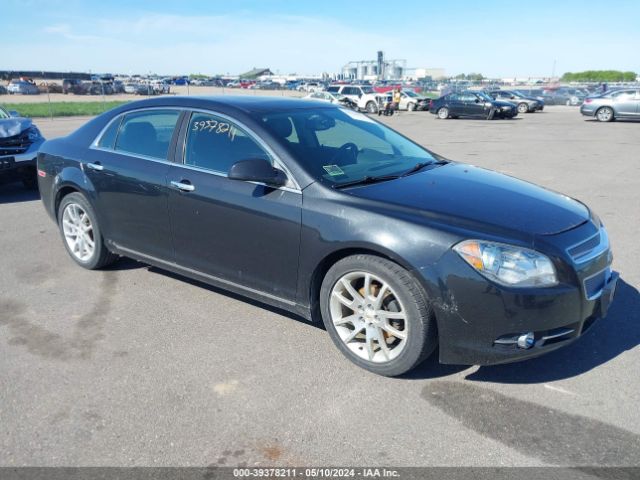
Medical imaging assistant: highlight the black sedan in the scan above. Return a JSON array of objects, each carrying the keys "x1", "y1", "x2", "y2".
[
  {"x1": 37, "y1": 96, "x2": 617, "y2": 376},
  {"x1": 429, "y1": 91, "x2": 518, "y2": 119}
]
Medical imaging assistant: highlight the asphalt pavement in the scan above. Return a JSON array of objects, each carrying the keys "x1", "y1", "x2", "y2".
[{"x1": 1, "y1": 106, "x2": 638, "y2": 467}]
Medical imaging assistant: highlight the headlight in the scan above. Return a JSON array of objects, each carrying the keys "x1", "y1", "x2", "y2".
[
  {"x1": 27, "y1": 126, "x2": 42, "y2": 141},
  {"x1": 453, "y1": 240, "x2": 558, "y2": 287}
]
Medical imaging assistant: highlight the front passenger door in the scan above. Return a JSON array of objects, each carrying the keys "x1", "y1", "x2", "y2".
[
  {"x1": 461, "y1": 93, "x2": 485, "y2": 117},
  {"x1": 166, "y1": 111, "x2": 302, "y2": 300}
]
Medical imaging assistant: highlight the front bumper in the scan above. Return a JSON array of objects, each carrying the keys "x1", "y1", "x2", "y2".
[
  {"x1": 0, "y1": 139, "x2": 42, "y2": 177},
  {"x1": 427, "y1": 222, "x2": 616, "y2": 365}
]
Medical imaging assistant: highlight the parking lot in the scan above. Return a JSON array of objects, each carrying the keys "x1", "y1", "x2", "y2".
[{"x1": 1, "y1": 107, "x2": 639, "y2": 467}]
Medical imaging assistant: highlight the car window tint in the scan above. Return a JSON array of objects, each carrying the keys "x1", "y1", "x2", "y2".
[
  {"x1": 185, "y1": 113, "x2": 271, "y2": 174},
  {"x1": 97, "y1": 117, "x2": 121, "y2": 149},
  {"x1": 115, "y1": 110, "x2": 180, "y2": 160},
  {"x1": 612, "y1": 90, "x2": 636, "y2": 99},
  {"x1": 316, "y1": 118, "x2": 392, "y2": 155},
  {"x1": 326, "y1": 86, "x2": 340, "y2": 93}
]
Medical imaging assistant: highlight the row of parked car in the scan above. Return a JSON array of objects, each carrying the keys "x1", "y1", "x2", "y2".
[
  {"x1": 302, "y1": 82, "x2": 640, "y2": 123},
  {"x1": 0, "y1": 77, "x2": 172, "y2": 96}
]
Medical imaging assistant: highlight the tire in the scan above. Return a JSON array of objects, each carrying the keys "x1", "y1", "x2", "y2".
[
  {"x1": 407, "y1": 102, "x2": 416, "y2": 112},
  {"x1": 365, "y1": 101, "x2": 378, "y2": 114},
  {"x1": 57, "y1": 192, "x2": 119, "y2": 270},
  {"x1": 517, "y1": 103, "x2": 529, "y2": 114},
  {"x1": 596, "y1": 107, "x2": 614, "y2": 122},
  {"x1": 565, "y1": 99, "x2": 571, "y2": 106},
  {"x1": 320, "y1": 254, "x2": 438, "y2": 377},
  {"x1": 437, "y1": 107, "x2": 449, "y2": 119}
]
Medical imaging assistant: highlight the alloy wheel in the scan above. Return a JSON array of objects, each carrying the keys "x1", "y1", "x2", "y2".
[
  {"x1": 597, "y1": 107, "x2": 613, "y2": 122},
  {"x1": 329, "y1": 271, "x2": 408, "y2": 363},
  {"x1": 438, "y1": 107, "x2": 449, "y2": 119},
  {"x1": 62, "y1": 203, "x2": 95, "y2": 262}
]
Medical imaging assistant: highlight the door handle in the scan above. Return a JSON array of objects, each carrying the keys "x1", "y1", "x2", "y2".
[
  {"x1": 86, "y1": 162, "x2": 104, "y2": 171},
  {"x1": 170, "y1": 180, "x2": 195, "y2": 192}
]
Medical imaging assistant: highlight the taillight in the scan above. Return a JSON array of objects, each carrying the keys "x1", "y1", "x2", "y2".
[
  {"x1": 584, "y1": 98, "x2": 593, "y2": 103},
  {"x1": 37, "y1": 169, "x2": 46, "y2": 177},
  {"x1": 429, "y1": 99, "x2": 433, "y2": 109}
]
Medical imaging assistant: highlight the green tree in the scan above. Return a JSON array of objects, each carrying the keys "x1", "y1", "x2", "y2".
[{"x1": 561, "y1": 70, "x2": 637, "y2": 82}]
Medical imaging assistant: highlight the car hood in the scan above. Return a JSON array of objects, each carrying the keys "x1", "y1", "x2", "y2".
[
  {"x1": 345, "y1": 163, "x2": 590, "y2": 236},
  {"x1": 0, "y1": 117, "x2": 32, "y2": 138}
]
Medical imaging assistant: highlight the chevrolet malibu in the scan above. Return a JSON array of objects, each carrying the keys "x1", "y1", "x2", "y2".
[{"x1": 37, "y1": 96, "x2": 617, "y2": 376}]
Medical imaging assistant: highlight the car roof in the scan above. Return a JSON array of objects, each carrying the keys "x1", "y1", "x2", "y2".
[{"x1": 114, "y1": 95, "x2": 336, "y2": 114}]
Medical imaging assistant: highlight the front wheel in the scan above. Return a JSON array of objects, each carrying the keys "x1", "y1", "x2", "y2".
[
  {"x1": 365, "y1": 101, "x2": 378, "y2": 114},
  {"x1": 596, "y1": 107, "x2": 614, "y2": 122},
  {"x1": 437, "y1": 107, "x2": 449, "y2": 119},
  {"x1": 320, "y1": 255, "x2": 437, "y2": 377},
  {"x1": 517, "y1": 103, "x2": 529, "y2": 114},
  {"x1": 57, "y1": 192, "x2": 119, "y2": 270}
]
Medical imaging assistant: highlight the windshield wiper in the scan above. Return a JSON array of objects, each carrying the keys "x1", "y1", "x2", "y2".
[
  {"x1": 333, "y1": 174, "x2": 401, "y2": 189},
  {"x1": 400, "y1": 160, "x2": 447, "y2": 177}
]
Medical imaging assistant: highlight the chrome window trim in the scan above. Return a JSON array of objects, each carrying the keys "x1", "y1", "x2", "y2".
[
  {"x1": 90, "y1": 106, "x2": 184, "y2": 152},
  {"x1": 181, "y1": 108, "x2": 302, "y2": 192},
  {"x1": 90, "y1": 105, "x2": 303, "y2": 195},
  {"x1": 89, "y1": 146, "x2": 174, "y2": 166}
]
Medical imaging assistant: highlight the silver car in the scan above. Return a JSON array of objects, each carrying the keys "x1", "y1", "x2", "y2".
[
  {"x1": 489, "y1": 90, "x2": 539, "y2": 113},
  {"x1": 7, "y1": 80, "x2": 39, "y2": 95},
  {"x1": 580, "y1": 89, "x2": 640, "y2": 122}
]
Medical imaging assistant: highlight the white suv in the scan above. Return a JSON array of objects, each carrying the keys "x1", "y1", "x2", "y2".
[{"x1": 325, "y1": 85, "x2": 379, "y2": 113}]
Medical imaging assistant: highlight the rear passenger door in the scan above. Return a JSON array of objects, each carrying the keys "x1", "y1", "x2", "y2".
[
  {"x1": 86, "y1": 108, "x2": 182, "y2": 259},
  {"x1": 446, "y1": 94, "x2": 464, "y2": 115},
  {"x1": 166, "y1": 111, "x2": 302, "y2": 301}
]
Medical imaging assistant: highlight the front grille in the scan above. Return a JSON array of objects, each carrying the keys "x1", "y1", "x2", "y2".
[
  {"x1": 567, "y1": 227, "x2": 609, "y2": 264},
  {"x1": 0, "y1": 157, "x2": 15, "y2": 170},
  {"x1": 0, "y1": 132, "x2": 31, "y2": 156},
  {"x1": 584, "y1": 267, "x2": 612, "y2": 300}
]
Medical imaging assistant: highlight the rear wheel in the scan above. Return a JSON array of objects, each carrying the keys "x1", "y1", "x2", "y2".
[
  {"x1": 437, "y1": 107, "x2": 449, "y2": 119},
  {"x1": 320, "y1": 254, "x2": 437, "y2": 377},
  {"x1": 57, "y1": 192, "x2": 119, "y2": 269},
  {"x1": 596, "y1": 107, "x2": 614, "y2": 122}
]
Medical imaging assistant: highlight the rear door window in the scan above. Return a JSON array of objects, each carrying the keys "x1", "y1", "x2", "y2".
[
  {"x1": 115, "y1": 110, "x2": 181, "y2": 160},
  {"x1": 96, "y1": 117, "x2": 122, "y2": 149}
]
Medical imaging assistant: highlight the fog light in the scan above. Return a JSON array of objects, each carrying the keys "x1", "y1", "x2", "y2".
[{"x1": 517, "y1": 332, "x2": 535, "y2": 349}]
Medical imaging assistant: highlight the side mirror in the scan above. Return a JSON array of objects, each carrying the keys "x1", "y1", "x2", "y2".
[
  {"x1": 475, "y1": 98, "x2": 480, "y2": 103},
  {"x1": 228, "y1": 158, "x2": 287, "y2": 187},
  {"x1": 9, "y1": 110, "x2": 20, "y2": 117}
]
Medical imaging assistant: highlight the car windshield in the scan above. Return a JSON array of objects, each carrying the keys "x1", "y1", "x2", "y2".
[
  {"x1": 257, "y1": 107, "x2": 440, "y2": 187},
  {"x1": 509, "y1": 91, "x2": 525, "y2": 98},
  {"x1": 403, "y1": 90, "x2": 419, "y2": 98},
  {"x1": 476, "y1": 92, "x2": 493, "y2": 101},
  {"x1": 360, "y1": 86, "x2": 374, "y2": 94}
]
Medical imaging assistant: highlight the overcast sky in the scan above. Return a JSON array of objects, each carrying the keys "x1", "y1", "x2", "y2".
[{"x1": 3, "y1": 0, "x2": 638, "y2": 78}]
